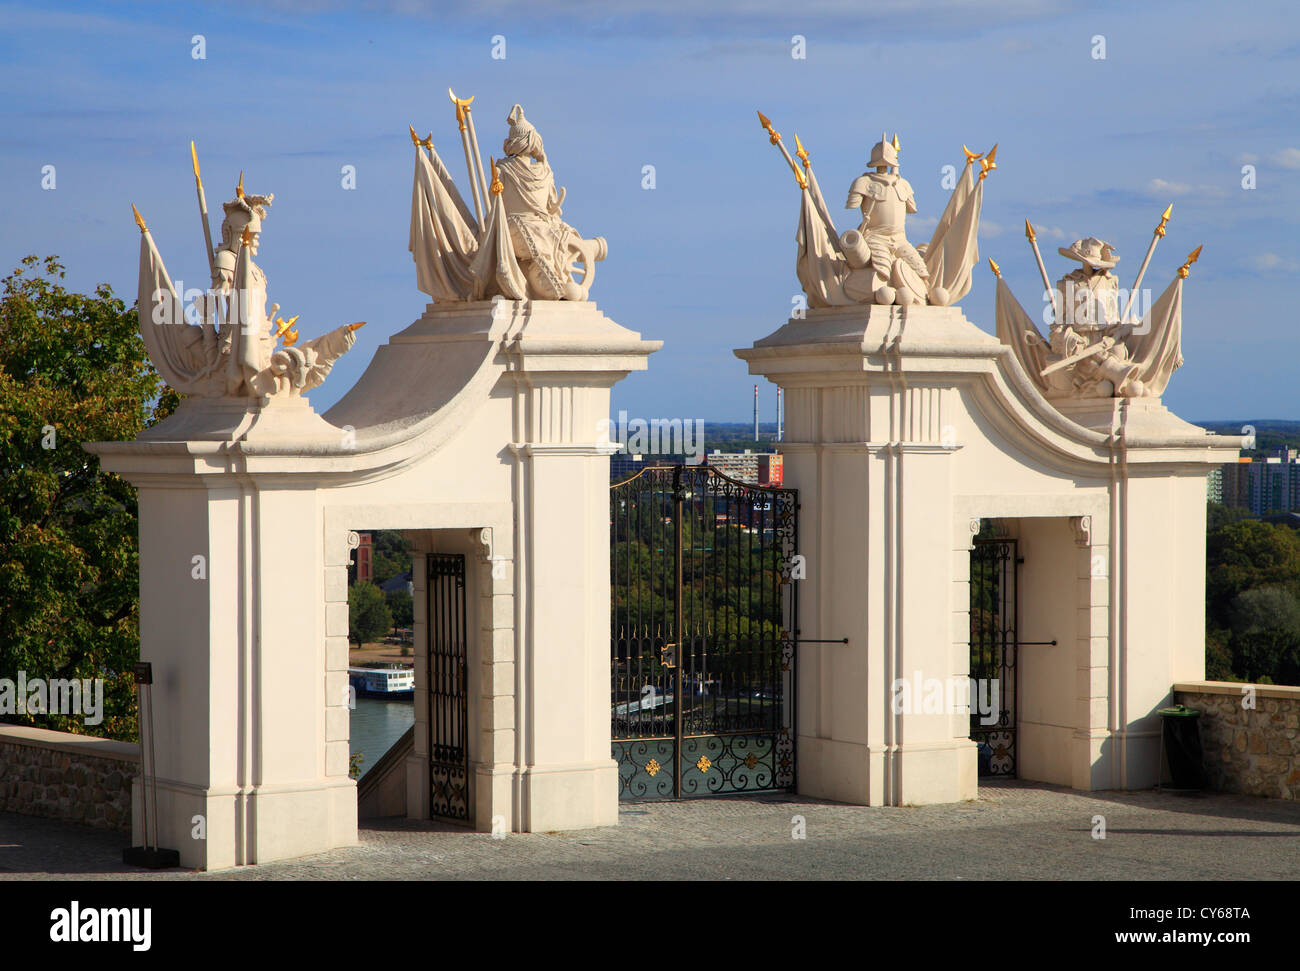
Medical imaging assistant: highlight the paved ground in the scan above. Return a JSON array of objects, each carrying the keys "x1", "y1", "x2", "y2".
[{"x1": 3, "y1": 780, "x2": 1299, "y2": 880}]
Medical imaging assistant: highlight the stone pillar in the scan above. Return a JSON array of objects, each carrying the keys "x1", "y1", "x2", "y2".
[
  {"x1": 89, "y1": 299, "x2": 658, "y2": 867},
  {"x1": 503, "y1": 302, "x2": 661, "y2": 831},
  {"x1": 737, "y1": 305, "x2": 981, "y2": 806},
  {"x1": 95, "y1": 396, "x2": 358, "y2": 870}
]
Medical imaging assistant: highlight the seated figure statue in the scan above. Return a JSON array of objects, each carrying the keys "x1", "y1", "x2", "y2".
[
  {"x1": 1045, "y1": 237, "x2": 1144, "y2": 398},
  {"x1": 843, "y1": 133, "x2": 933, "y2": 305},
  {"x1": 495, "y1": 105, "x2": 605, "y2": 301}
]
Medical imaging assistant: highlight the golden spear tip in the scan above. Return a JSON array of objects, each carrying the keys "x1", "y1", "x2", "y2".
[
  {"x1": 236, "y1": 170, "x2": 244, "y2": 199},
  {"x1": 988, "y1": 257, "x2": 1001, "y2": 278},
  {"x1": 962, "y1": 144, "x2": 984, "y2": 164},
  {"x1": 347, "y1": 321, "x2": 366, "y2": 332},
  {"x1": 131, "y1": 203, "x2": 147, "y2": 234},
  {"x1": 1155, "y1": 202, "x2": 1173, "y2": 237},
  {"x1": 986, "y1": 143, "x2": 998, "y2": 163},
  {"x1": 409, "y1": 124, "x2": 419, "y2": 146},
  {"x1": 490, "y1": 158, "x2": 503, "y2": 195},
  {"x1": 1024, "y1": 218, "x2": 1036, "y2": 242},
  {"x1": 190, "y1": 141, "x2": 201, "y2": 181},
  {"x1": 794, "y1": 133, "x2": 810, "y2": 167},
  {"x1": 756, "y1": 109, "x2": 771, "y2": 128},
  {"x1": 892, "y1": 133, "x2": 900, "y2": 151},
  {"x1": 1178, "y1": 245, "x2": 1203, "y2": 278}
]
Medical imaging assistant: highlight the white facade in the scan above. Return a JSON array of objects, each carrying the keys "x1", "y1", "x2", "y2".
[
  {"x1": 89, "y1": 300, "x2": 658, "y2": 869},
  {"x1": 736, "y1": 304, "x2": 1240, "y2": 804}
]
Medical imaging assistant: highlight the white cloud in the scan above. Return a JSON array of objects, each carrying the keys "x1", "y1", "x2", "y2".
[
  {"x1": 1250, "y1": 252, "x2": 1300, "y2": 273},
  {"x1": 1031, "y1": 223, "x2": 1066, "y2": 240},
  {"x1": 1148, "y1": 178, "x2": 1194, "y2": 196},
  {"x1": 1268, "y1": 147, "x2": 1300, "y2": 170}
]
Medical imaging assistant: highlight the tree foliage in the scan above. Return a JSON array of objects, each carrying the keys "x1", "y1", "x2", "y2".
[
  {"x1": 0, "y1": 256, "x2": 176, "y2": 740},
  {"x1": 348, "y1": 581, "x2": 392, "y2": 647},
  {"x1": 1206, "y1": 517, "x2": 1300, "y2": 684}
]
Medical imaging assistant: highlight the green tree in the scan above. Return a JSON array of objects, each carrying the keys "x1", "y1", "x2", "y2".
[
  {"x1": 348, "y1": 581, "x2": 392, "y2": 647},
  {"x1": 387, "y1": 588, "x2": 413, "y2": 629},
  {"x1": 1206, "y1": 501, "x2": 1249, "y2": 534},
  {"x1": 1228, "y1": 586, "x2": 1300, "y2": 684},
  {"x1": 1206, "y1": 519, "x2": 1300, "y2": 629},
  {"x1": 0, "y1": 256, "x2": 176, "y2": 740}
]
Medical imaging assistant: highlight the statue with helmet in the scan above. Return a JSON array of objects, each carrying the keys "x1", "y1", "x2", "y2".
[
  {"x1": 843, "y1": 132, "x2": 935, "y2": 306},
  {"x1": 754, "y1": 112, "x2": 996, "y2": 309},
  {"x1": 131, "y1": 157, "x2": 363, "y2": 402}
]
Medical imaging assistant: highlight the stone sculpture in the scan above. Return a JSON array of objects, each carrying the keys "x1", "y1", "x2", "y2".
[
  {"x1": 991, "y1": 208, "x2": 1200, "y2": 400},
  {"x1": 757, "y1": 111, "x2": 995, "y2": 308},
  {"x1": 409, "y1": 91, "x2": 606, "y2": 303},
  {"x1": 132, "y1": 148, "x2": 362, "y2": 400}
]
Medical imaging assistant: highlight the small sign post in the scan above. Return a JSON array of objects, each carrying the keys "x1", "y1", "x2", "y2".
[{"x1": 123, "y1": 661, "x2": 180, "y2": 869}]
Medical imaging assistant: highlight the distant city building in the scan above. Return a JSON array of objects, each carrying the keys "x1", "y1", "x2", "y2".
[
  {"x1": 1206, "y1": 465, "x2": 1223, "y2": 504},
  {"x1": 609, "y1": 448, "x2": 783, "y2": 487},
  {"x1": 1217, "y1": 449, "x2": 1300, "y2": 515},
  {"x1": 355, "y1": 531, "x2": 373, "y2": 583},
  {"x1": 704, "y1": 449, "x2": 783, "y2": 487},
  {"x1": 609, "y1": 451, "x2": 696, "y2": 482}
]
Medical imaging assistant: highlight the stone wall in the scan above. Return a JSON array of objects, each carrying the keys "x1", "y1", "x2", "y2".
[
  {"x1": 0, "y1": 725, "x2": 137, "y2": 831},
  {"x1": 1173, "y1": 681, "x2": 1300, "y2": 801}
]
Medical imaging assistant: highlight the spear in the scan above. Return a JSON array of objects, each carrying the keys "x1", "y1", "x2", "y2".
[
  {"x1": 450, "y1": 88, "x2": 490, "y2": 230},
  {"x1": 1177, "y1": 245, "x2": 1202, "y2": 279},
  {"x1": 1024, "y1": 219, "x2": 1057, "y2": 323},
  {"x1": 448, "y1": 89, "x2": 486, "y2": 231},
  {"x1": 978, "y1": 143, "x2": 998, "y2": 182},
  {"x1": 1121, "y1": 203, "x2": 1172, "y2": 324},
  {"x1": 190, "y1": 142, "x2": 217, "y2": 281},
  {"x1": 756, "y1": 111, "x2": 806, "y2": 189}
]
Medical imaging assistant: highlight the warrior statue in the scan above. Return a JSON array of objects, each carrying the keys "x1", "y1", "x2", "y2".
[
  {"x1": 1045, "y1": 237, "x2": 1143, "y2": 398},
  {"x1": 993, "y1": 207, "x2": 1194, "y2": 404},
  {"x1": 843, "y1": 132, "x2": 934, "y2": 305},
  {"x1": 134, "y1": 162, "x2": 362, "y2": 401},
  {"x1": 497, "y1": 105, "x2": 606, "y2": 301}
]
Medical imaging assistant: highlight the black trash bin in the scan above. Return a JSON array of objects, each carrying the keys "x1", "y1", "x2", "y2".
[{"x1": 1158, "y1": 704, "x2": 1207, "y2": 789}]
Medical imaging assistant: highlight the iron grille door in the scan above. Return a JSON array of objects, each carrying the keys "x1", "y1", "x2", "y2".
[
  {"x1": 969, "y1": 538, "x2": 1018, "y2": 777},
  {"x1": 427, "y1": 552, "x2": 470, "y2": 821},
  {"x1": 610, "y1": 465, "x2": 798, "y2": 799}
]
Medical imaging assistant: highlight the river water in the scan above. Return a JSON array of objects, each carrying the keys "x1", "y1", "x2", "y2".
[{"x1": 349, "y1": 696, "x2": 415, "y2": 777}]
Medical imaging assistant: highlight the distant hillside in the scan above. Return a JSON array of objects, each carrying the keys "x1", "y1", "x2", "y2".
[
  {"x1": 699, "y1": 419, "x2": 1300, "y2": 458},
  {"x1": 1194, "y1": 420, "x2": 1300, "y2": 457}
]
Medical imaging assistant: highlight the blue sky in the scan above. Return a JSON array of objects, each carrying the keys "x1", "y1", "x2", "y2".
[{"x1": 2, "y1": 0, "x2": 1298, "y2": 423}]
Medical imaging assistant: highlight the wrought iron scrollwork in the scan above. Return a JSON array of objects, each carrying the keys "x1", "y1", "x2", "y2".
[{"x1": 610, "y1": 464, "x2": 798, "y2": 798}]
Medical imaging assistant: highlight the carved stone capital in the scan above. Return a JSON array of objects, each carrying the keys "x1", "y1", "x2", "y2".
[{"x1": 1070, "y1": 515, "x2": 1092, "y2": 547}]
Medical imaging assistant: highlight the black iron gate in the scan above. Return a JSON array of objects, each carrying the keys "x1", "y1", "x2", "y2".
[
  {"x1": 969, "y1": 537, "x2": 1018, "y2": 777},
  {"x1": 610, "y1": 465, "x2": 797, "y2": 799},
  {"x1": 427, "y1": 552, "x2": 470, "y2": 821}
]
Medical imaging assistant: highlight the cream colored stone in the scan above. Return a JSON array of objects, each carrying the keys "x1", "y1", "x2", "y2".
[{"x1": 736, "y1": 302, "x2": 1239, "y2": 803}]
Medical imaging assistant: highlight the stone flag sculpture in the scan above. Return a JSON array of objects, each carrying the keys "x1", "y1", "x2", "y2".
[
  {"x1": 409, "y1": 91, "x2": 606, "y2": 302},
  {"x1": 759, "y1": 111, "x2": 995, "y2": 308},
  {"x1": 133, "y1": 148, "x2": 363, "y2": 400},
  {"x1": 990, "y1": 209, "x2": 1199, "y2": 400}
]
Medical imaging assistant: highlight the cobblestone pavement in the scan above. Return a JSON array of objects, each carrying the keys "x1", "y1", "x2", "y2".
[{"x1": 3, "y1": 780, "x2": 1299, "y2": 880}]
